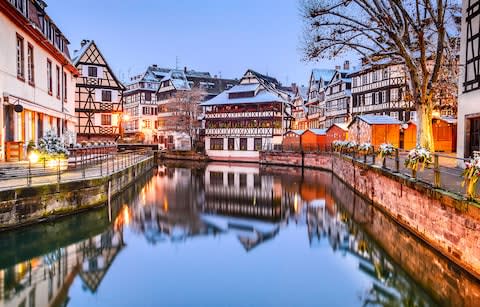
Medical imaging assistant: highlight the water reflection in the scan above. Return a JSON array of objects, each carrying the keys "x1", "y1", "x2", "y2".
[{"x1": 0, "y1": 163, "x2": 479, "y2": 306}]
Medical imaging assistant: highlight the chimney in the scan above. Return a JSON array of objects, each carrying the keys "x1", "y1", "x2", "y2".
[
  {"x1": 343, "y1": 60, "x2": 350, "y2": 71},
  {"x1": 152, "y1": 64, "x2": 158, "y2": 68},
  {"x1": 184, "y1": 66, "x2": 187, "y2": 73},
  {"x1": 80, "y1": 39, "x2": 89, "y2": 47},
  {"x1": 335, "y1": 65, "x2": 341, "y2": 70}
]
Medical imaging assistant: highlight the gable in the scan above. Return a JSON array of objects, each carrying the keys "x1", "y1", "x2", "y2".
[{"x1": 75, "y1": 41, "x2": 125, "y2": 90}]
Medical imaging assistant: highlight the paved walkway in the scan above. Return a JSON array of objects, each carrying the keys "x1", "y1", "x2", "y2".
[
  {"x1": 354, "y1": 151, "x2": 468, "y2": 197},
  {"x1": 0, "y1": 152, "x2": 151, "y2": 191}
]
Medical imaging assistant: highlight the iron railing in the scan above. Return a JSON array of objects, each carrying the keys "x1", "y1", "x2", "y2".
[
  {"x1": 262, "y1": 145, "x2": 474, "y2": 200},
  {"x1": 0, "y1": 149, "x2": 153, "y2": 191}
]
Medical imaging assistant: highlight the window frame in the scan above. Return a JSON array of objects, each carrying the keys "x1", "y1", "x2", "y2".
[
  {"x1": 47, "y1": 59, "x2": 52, "y2": 95},
  {"x1": 27, "y1": 43, "x2": 34, "y2": 85},
  {"x1": 16, "y1": 33, "x2": 25, "y2": 81}
]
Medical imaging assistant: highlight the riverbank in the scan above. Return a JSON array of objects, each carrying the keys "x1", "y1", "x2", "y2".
[
  {"x1": 0, "y1": 154, "x2": 155, "y2": 231},
  {"x1": 260, "y1": 151, "x2": 480, "y2": 280}
]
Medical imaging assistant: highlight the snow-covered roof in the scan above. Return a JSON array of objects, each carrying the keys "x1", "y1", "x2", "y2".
[
  {"x1": 328, "y1": 123, "x2": 349, "y2": 131},
  {"x1": 308, "y1": 128, "x2": 327, "y2": 135},
  {"x1": 312, "y1": 69, "x2": 336, "y2": 83},
  {"x1": 71, "y1": 40, "x2": 93, "y2": 65},
  {"x1": 439, "y1": 115, "x2": 457, "y2": 124},
  {"x1": 228, "y1": 83, "x2": 260, "y2": 93},
  {"x1": 351, "y1": 115, "x2": 402, "y2": 126},
  {"x1": 201, "y1": 87, "x2": 287, "y2": 106},
  {"x1": 285, "y1": 130, "x2": 305, "y2": 136},
  {"x1": 160, "y1": 70, "x2": 190, "y2": 90}
]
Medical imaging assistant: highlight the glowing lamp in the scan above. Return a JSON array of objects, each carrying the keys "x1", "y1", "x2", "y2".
[{"x1": 29, "y1": 151, "x2": 39, "y2": 163}]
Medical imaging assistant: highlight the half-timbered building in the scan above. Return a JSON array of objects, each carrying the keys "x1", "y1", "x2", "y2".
[
  {"x1": 201, "y1": 70, "x2": 292, "y2": 161},
  {"x1": 156, "y1": 68, "x2": 237, "y2": 150},
  {"x1": 458, "y1": 0, "x2": 480, "y2": 159},
  {"x1": 291, "y1": 84, "x2": 308, "y2": 130},
  {"x1": 72, "y1": 40, "x2": 125, "y2": 141},
  {"x1": 0, "y1": 0, "x2": 78, "y2": 161},
  {"x1": 324, "y1": 65, "x2": 352, "y2": 128},
  {"x1": 305, "y1": 69, "x2": 336, "y2": 129},
  {"x1": 349, "y1": 63, "x2": 413, "y2": 122},
  {"x1": 123, "y1": 65, "x2": 170, "y2": 142}
]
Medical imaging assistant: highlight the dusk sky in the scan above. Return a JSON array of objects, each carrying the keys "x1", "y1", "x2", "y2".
[{"x1": 46, "y1": 0, "x2": 351, "y2": 86}]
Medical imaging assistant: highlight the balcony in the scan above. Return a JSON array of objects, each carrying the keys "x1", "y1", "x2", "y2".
[
  {"x1": 205, "y1": 111, "x2": 282, "y2": 119},
  {"x1": 205, "y1": 127, "x2": 284, "y2": 136}
]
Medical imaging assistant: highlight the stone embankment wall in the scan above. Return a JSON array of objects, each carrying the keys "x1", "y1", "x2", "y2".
[
  {"x1": 260, "y1": 151, "x2": 480, "y2": 279},
  {"x1": 0, "y1": 156, "x2": 154, "y2": 231}
]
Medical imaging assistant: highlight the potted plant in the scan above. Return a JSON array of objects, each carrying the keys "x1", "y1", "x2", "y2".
[
  {"x1": 404, "y1": 146, "x2": 433, "y2": 176},
  {"x1": 378, "y1": 143, "x2": 395, "y2": 158},
  {"x1": 462, "y1": 157, "x2": 480, "y2": 198},
  {"x1": 358, "y1": 142, "x2": 373, "y2": 155}
]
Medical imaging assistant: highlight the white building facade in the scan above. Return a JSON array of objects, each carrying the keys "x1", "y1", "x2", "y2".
[
  {"x1": 458, "y1": 0, "x2": 480, "y2": 159},
  {"x1": 0, "y1": 0, "x2": 78, "y2": 160},
  {"x1": 201, "y1": 70, "x2": 292, "y2": 162}
]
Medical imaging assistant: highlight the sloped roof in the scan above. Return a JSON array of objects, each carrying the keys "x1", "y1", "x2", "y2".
[
  {"x1": 228, "y1": 84, "x2": 260, "y2": 93},
  {"x1": 160, "y1": 70, "x2": 190, "y2": 90},
  {"x1": 285, "y1": 130, "x2": 305, "y2": 136},
  {"x1": 307, "y1": 128, "x2": 327, "y2": 135},
  {"x1": 201, "y1": 88, "x2": 287, "y2": 106},
  {"x1": 349, "y1": 115, "x2": 402, "y2": 127},
  {"x1": 328, "y1": 122, "x2": 349, "y2": 131},
  {"x1": 246, "y1": 69, "x2": 280, "y2": 86},
  {"x1": 72, "y1": 40, "x2": 93, "y2": 65},
  {"x1": 311, "y1": 69, "x2": 336, "y2": 83}
]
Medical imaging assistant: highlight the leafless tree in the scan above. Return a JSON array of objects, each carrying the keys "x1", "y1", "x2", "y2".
[
  {"x1": 300, "y1": 0, "x2": 461, "y2": 150},
  {"x1": 167, "y1": 87, "x2": 207, "y2": 141}
]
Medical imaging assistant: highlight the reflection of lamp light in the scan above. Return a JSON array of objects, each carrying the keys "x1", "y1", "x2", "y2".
[
  {"x1": 28, "y1": 151, "x2": 39, "y2": 163},
  {"x1": 123, "y1": 114, "x2": 130, "y2": 121}
]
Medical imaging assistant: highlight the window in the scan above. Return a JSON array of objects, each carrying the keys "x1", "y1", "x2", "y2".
[
  {"x1": 27, "y1": 43, "x2": 34, "y2": 84},
  {"x1": 240, "y1": 138, "x2": 247, "y2": 151},
  {"x1": 372, "y1": 71, "x2": 378, "y2": 82},
  {"x1": 168, "y1": 135, "x2": 174, "y2": 143},
  {"x1": 16, "y1": 34, "x2": 24, "y2": 80},
  {"x1": 145, "y1": 92, "x2": 152, "y2": 101},
  {"x1": 210, "y1": 138, "x2": 224, "y2": 150},
  {"x1": 63, "y1": 72, "x2": 67, "y2": 102},
  {"x1": 228, "y1": 173, "x2": 234, "y2": 186},
  {"x1": 239, "y1": 174, "x2": 247, "y2": 187},
  {"x1": 47, "y1": 59, "x2": 52, "y2": 94},
  {"x1": 228, "y1": 138, "x2": 235, "y2": 150},
  {"x1": 88, "y1": 66, "x2": 97, "y2": 77},
  {"x1": 102, "y1": 90, "x2": 112, "y2": 102},
  {"x1": 56, "y1": 65, "x2": 60, "y2": 98},
  {"x1": 254, "y1": 138, "x2": 262, "y2": 151},
  {"x1": 101, "y1": 114, "x2": 111, "y2": 125},
  {"x1": 210, "y1": 172, "x2": 224, "y2": 186}
]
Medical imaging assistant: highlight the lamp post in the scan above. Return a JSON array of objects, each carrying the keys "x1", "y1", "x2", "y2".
[{"x1": 27, "y1": 151, "x2": 39, "y2": 186}]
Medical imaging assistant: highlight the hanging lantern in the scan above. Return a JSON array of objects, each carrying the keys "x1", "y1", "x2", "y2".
[{"x1": 14, "y1": 104, "x2": 23, "y2": 113}]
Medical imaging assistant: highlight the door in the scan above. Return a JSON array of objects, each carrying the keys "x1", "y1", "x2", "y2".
[{"x1": 469, "y1": 117, "x2": 480, "y2": 157}]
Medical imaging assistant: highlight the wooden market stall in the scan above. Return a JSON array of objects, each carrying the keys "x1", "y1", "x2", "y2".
[
  {"x1": 282, "y1": 130, "x2": 305, "y2": 150},
  {"x1": 348, "y1": 115, "x2": 402, "y2": 148},
  {"x1": 326, "y1": 123, "x2": 349, "y2": 145},
  {"x1": 402, "y1": 116, "x2": 457, "y2": 152},
  {"x1": 301, "y1": 129, "x2": 328, "y2": 151}
]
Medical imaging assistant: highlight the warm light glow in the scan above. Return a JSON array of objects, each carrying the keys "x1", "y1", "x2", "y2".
[
  {"x1": 123, "y1": 114, "x2": 130, "y2": 121},
  {"x1": 114, "y1": 204, "x2": 132, "y2": 231},
  {"x1": 293, "y1": 193, "x2": 298, "y2": 212},
  {"x1": 28, "y1": 151, "x2": 39, "y2": 163},
  {"x1": 163, "y1": 196, "x2": 169, "y2": 212}
]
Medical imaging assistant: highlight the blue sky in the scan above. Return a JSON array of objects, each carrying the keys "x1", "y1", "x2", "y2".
[{"x1": 46, "y1": 0, "x2": 349, "y2": 86}]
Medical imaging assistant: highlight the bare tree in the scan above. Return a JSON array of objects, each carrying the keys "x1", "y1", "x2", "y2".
[
  {"x1": 167, "y1": 87, "x2": 207, "y2": 142},
  {"x1": 300, "y1": 0, "x2": 460, "y2": 150}
]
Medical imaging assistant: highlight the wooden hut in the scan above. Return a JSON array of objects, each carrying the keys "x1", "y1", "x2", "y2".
[
  {"x1": 326, "y1": 123, "x2": 349, "y2": 145},
  {"x1": 283, "y1": 130, "x2": 305, "y2": 150},
  {"x1": 402, "y1": 116, "x2": 457, "y2": 152},
  {"x1": 348, "y1": 115, "x2": 402, "y2": 148},
  {"x1": 301, "y1": 129, "x2": 328, "y2": 151}
]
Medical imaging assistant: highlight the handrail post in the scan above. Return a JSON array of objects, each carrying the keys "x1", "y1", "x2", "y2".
[
  {"x1": 395, "y1": 149, "x2": 400, "y2": 173},
  {"x1": 82, "y1": 153, "x2": 86, "y2": 178},
  {"x1": 57, "y1": 158, "x2": 61, "y2": 183},
  {"x1": 434, "y1": 154, "x2": 441, "y2": 188},
  {"x1": 372, "y1": 146, "x2": 376, "y2": 165},
  {"x1": 28, "y1": 159, "x2": 32, "y2": 186}
]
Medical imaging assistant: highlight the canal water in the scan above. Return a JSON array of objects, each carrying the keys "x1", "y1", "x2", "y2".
[{"x1": 0, "y1": 162, "x2": 479, "y2": 307}]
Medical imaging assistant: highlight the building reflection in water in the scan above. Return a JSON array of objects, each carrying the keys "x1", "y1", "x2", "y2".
[
  {"x1": 0, "y1": 226, "x2": 124, "y2": 307},
  {"x1": 1, "y1": 162, "x2": 478, "y2": 306}
]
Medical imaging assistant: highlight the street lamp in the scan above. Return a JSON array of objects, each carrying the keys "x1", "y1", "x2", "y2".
[{"x1": 27, "y1": 151, "x2": 39, "y2": 185}]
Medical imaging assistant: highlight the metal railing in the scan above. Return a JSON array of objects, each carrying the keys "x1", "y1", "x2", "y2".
[
  {"x1": 0, "y1": 149, "x2": 153, "y2": 191},
  {"x1": 262, "y1": 145, "x2": 474, "y2": 200}
]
